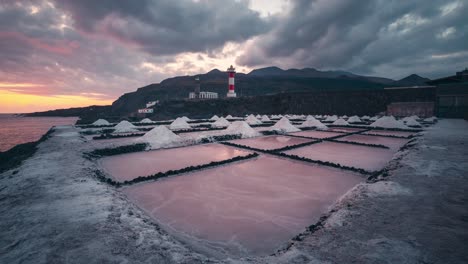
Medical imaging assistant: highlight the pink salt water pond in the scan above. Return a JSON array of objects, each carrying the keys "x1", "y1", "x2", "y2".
[
  {"x1": 228, "y1": 135, "x2": 314, "y2": 150},
  {"x1": 99, "y1": 143, "x2": 250, "y2": 182},
  {"x1": 335, "y1": 134, "x2": 409, "y2": 151},
  {"x1": 363, "y1": 129, "x2": 416, "y2": 137},
  {"x1": 283, "y1": 141, "x2": 395, "y2": 172},
  {"x1": 123, "y1": 155, "x2": 362, "y2": 257},
  {"x1": 290, "y1": 130, "x2": 344, "y2": 139}
]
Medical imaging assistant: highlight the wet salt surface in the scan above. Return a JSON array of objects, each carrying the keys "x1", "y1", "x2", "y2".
[
  {"x1": 122, "y1": 155, "x2": 362, "y2": 257},
  {"x1": 290, "y1": 130, "x2": 344, "y2": 139},
  {"x1": 99, "y1": 143, "x2": 250, "y2": 182},
  {"x1": 335, "y1": 134, "x2": 409, "y2": 151},
  {"x1": 228, "y1": 135, "x2": 314, "y2": 150},
  {"x1": 283, "y1": 141, "x2": 395, "y2": 172},
  {"x1": 363, "y1": 129, "x2": 416, "y2": 137}
]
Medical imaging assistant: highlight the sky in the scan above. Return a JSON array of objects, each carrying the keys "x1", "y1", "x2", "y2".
[{"x1": 0, "y1": 0, "x2": 467, "y2": 113}]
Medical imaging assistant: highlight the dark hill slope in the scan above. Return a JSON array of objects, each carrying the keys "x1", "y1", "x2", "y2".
[{"x1": 393, "y1": 74, "x2": 431, "y2": 86}]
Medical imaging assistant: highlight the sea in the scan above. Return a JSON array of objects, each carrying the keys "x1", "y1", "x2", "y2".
[{"x1": 0, "y1": 114, "x2": 78, "y2": 152}]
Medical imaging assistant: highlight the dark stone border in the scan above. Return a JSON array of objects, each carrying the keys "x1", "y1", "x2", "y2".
[
  {"x1": 173, "y1": 127, "x2": 225, "y2": 134},
  {"x1": 92, "y1": 133, "x2": 145, "y2": 140},
  {"x1": 94, "y1": 152, "x2": 259, "y2": 187},
  {"x1": 86, "y1": 143, "x2": 148, "y2": 158},
  {"x1": 199, "y1": 134, "x2": 242, "y2": 143},
  {"x1": 361, "y1": 133, "x2": 414, "y2": 139},
  {"x1": 327, "y1": 139, "x2": 390, "y2": 149}
]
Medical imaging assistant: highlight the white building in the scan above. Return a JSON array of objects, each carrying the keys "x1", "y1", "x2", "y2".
[
  {"x1": 138, "y1": 108, "x2": 154, "y2": 114},
  {"x1": 189, "y1": 91, "x2": 218, "y2": 99},
  {"x1": 146, "y1": 101, "x2": 158, "y2": 108}
]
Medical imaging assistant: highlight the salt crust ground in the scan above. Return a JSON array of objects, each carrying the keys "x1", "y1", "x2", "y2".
[{"x1": 1, "y1": 120, "x2": 467, "y2": 263}]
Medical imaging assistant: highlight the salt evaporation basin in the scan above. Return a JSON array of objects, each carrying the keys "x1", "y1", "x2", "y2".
[
  {"x1": 335, "y1": 134, "x2": 410, "y2": 151},
  {"x1": 122, "y1": 155, "x2": 362, "y2": 257},
  {"x1": 290, "y1": 130, "x2": 344, "y2": 139},
  {"x1": 363, "y1": 129, "x2": 416, "y2": 137},
  {"x1": 99, "y1": 143, "x2": 250, "y2": 182},
  {"x1": 283, "y1": 141, "x2": 395, "y2": 172},
  {"x1": 228, "y1": 135, "x2": 315, "y2": 150}
]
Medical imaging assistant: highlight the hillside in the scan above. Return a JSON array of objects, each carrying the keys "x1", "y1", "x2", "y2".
[
  {"x1": 108, "y1": 67, "x2": 391, "y2": 116},
  {"x1": 393, "y1": 74, "x2": 431, "y2": 86},
  {"x1": 25, "y1": 66, "x2": 431, "y2": 120}
]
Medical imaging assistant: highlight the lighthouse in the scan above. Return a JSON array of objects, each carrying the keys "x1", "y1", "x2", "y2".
[{"x1": 226, "y1": 65, "x2": 236, "y2": 98}]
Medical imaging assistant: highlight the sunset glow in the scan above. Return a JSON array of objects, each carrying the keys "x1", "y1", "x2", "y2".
[
  {"x1": 0, "y1": 90, "x2": 113, "y2": 113},
  {"x1": 0, "y1": 82, "x2": 44, "y2": 88}
]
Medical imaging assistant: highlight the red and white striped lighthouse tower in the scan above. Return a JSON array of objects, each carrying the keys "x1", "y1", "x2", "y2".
[{"x1": 226, "y1": 65, "x2": 236, "y2": 98}]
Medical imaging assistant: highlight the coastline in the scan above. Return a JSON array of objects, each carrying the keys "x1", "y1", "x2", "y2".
[{"x1": 0, "y1": 128, "x2": 55, "y2": 174}]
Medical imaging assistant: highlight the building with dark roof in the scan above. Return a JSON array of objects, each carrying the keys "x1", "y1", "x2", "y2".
[{"x1": 428, "y1": 69, "x2": 468, "y2": 118}]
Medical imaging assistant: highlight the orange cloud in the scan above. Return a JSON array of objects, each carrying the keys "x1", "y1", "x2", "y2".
[{"x1": 0, "y1": 90, "x2": 113, "y2": 113}]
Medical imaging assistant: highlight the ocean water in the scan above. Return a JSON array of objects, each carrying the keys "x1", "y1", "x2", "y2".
[{"x1": 0, "y1": 114, "x2": 78, "y2": 152}]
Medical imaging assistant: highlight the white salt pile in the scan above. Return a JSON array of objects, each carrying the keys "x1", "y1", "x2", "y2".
[
  {"x1": 210, "y1": 115, "x2": 220, "y2": 121},
  {"x1": 405, "y1": 118, "x2": 422, "y2": 127},
  {"x1": 333, "y1": 118, "x2": 349, "y2": 126},
  {"x1": 369, "y1": 116, "x2": 379, "y2": 121},
  {"x1": 401, "y1": 116, "x2": 415, "y2": 123},
  {"x1": 140, "y1": 118, "x2": 153, "y2": 123},
  {"x1": 423, "y1": 116, "x2": 437, "y2": 122},
  {"x1": 410, "y1": 115, "x2": 420, "y2": 120},
  {"x1": 306, "y1": 115, "x2": 317, "y2": 121},
  {"x1": 361, "y1": 115, "x2": 370, "y2": 120},
  {"x1": 271, "y1": 117, "x2": 300, "y2": 133},
  {"x1": 224, "y1": 121, "x2": 259, "y2": 138},
  {"x1": 300, "y1": 119, "x2": 328, "y2": 130},
  {"x1": 225, "y1": 115, "x2": 234, "y2": 119},
  {"x1": 92, "y1": 119, "x2": 110, "y2": 126},
  {"x1": 170, "y1": 117, "x2": 191, "y2": 130},
  {"x1": 315, "y1": 115, "x2": 323, "y2": 119},
  {"x1": 181, "y1": 116, "x2": 191, "y2": 122},
  {"x1": 341, "y1": 115, "x2": 348, "y2": 119},
  {"x1": 255, "y1": 114, "x2": 262, "y2": 119},
  {"x1": 347, "y1": 115, "x2": 362, "y2": 123},
  {"x1": 370, "y1": 116, "x2": 409, "y2": 129},
  {"x1": 261, "y1": 115, "x2": 271, "y2": 122},
  {"x1": 211, "y1": 117, "x2": 230, "y2": 128},
  {"x1": 114, "y1": 121, "x2": 138, "y2": 133},
  {"x1": 245, "y1": 114, "x2": 262, "y2": 125},
  {"x1": 324, "y1": 115, "x2": 338, "y2": 122},
  {"x1": 136, "y1": 125, "x2": 182, "y2": 149}
]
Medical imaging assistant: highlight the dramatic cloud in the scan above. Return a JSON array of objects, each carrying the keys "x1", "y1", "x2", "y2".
[
  {"x1": 236, "y1": 0, "x2": 468, "y2": 78},
  {"x1": 53, "y1": 0, "x2": 271, "y2": 55},
  {"x1": 0, "y1": 0, "x2": 466, "y2": 112}
]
